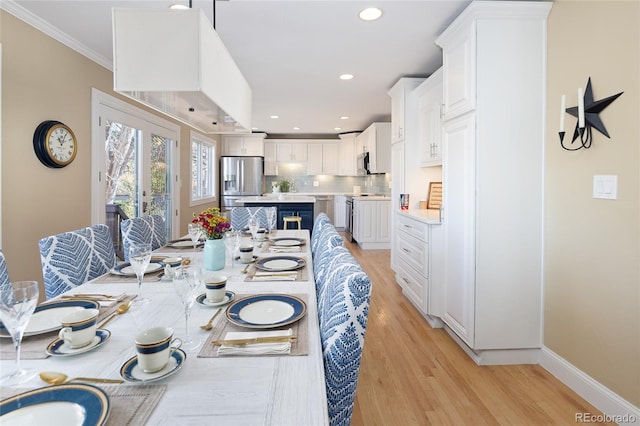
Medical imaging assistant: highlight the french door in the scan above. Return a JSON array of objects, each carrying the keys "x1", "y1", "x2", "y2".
[{"x1": 91, "y1": 89, "x2": 180, "y2": 240}]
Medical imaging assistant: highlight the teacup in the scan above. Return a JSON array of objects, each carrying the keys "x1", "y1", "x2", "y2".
[
  {"x1": 58, "y1": 308, "x2": 99, "y2": 349},
  {"x1": 239, "y1": 244, "x2": 254, "y2": 262},
  {"x1": 256, "y1": 229, "x2": 267, "y2": 241},
  {"x1": 135, "y1": 326, "x2": 182, "y2": 373},
  {"x1": 204, "y1": 275, "x2": 227, "y2": 303}
]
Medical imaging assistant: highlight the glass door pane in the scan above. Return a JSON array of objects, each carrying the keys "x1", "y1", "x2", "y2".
[
  {"x1": 149, "y1": 133, "x2": 173, "y2": 239},
  {"x1": 105, "y1": 120, "x2": 141, "y2": 218}
]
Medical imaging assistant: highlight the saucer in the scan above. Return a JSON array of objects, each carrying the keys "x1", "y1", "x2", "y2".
[
  {"x1": 196, "y1": 291, "x2": 235, "y2": 307},
  {"x1": 161, "y1": 257, "x2": 183, "y2": 267},
  {"x1": 46, "y1": 329, "x2": 111, "y2": 357},
  {"x1": 235, "y1": 255, "x2": 258, "y2": 264},
  {"x1": 120, "y1": 348, "x2": 186, "y2": 383}
]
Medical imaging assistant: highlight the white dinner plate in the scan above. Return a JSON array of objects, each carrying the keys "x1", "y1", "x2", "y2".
[
  {"x1": 110, "y1": 261, "x2": 163, "y2": 276},
  {"x1": 167, "y1": 239, "x2": 203, "y2": 249},
  {"x1": 226, "y1": 294, "x2": 307, "y2": 329},
  {"x1": 120, "y1": 348, "x2": 186, "y2": 383},
  {"x1": 0, "y1": 384, "x2": 110, "y2": 425},
  {"x1": 0, "y1": 299, "x2": 99, "y2": 338},
  {"x1": 254, "y1": 256, "x2": 306, "y2": 272},
  {"x1": 269, "y1": 237, "x2": 306, "y2": 247},
  {"x1": 46, "y1": 329, "x2": 111, "y2": 357}
]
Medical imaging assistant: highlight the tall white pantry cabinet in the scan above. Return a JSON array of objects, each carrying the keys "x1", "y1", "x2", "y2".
[{"x1": 436, "y1": 1, "x2": 551, "y2": 363}]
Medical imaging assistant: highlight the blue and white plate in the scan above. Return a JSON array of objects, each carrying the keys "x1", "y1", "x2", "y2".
[
  {"x1": 46, "y1": 329, "x2": 111, "y2": 357},
  {"x1": 196, "y1": 291, "x2": 235, "y2": 307},
  {"x1": 167, "y1": 238, "x2": 203, "y2": 249},
  {"x1": 226, "y1": 294, "x2": 307, "y2": 329},
  {"x1": 120, "y1": 348, "x2": 186, "y2": 383},
  {"x1": 0, "y1": 383, "x2": 110, "y2": 425},
  {"x1": 0, "y1": 299, "x2": 99, "y2": 338},
  {"x1": 254, "y1": 256, "x2": 306, "y2": 272},
  {"x1": 110, "y1": 260, "x2": 164, "y2": 276},
  {"x1": 269, "y1": 237, "x2": 306, "y2": 247}
]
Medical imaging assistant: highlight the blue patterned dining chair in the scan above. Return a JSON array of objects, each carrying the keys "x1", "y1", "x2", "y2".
[
  {"x1": 0, "y1": 250, "x2": 10, "y2": 293},
  {"x1": 318, "y1": 246, "x2": 372, "y2": 426},
  {"x1": 121, "y1": 215, "x2": 166, "y2": 261},
  {"x1": 230, "y1": 207, "x2": 277, "y2": 231},
  {"x1": 39, "y1": 224, "x2": 117, "y2": 299}
]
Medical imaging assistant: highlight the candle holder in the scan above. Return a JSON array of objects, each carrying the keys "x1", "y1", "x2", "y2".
[{"x1": 559, "y1": 77, "x2": 623, "y2": 151}]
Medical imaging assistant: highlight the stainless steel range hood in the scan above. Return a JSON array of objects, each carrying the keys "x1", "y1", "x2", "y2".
[{"x1": 112, "y1": 8, "x2": 251, "y2": 134}]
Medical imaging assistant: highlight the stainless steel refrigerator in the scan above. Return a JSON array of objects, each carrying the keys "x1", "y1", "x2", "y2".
[{"x1": 220, "y1": 156, "x2": 264, "y2": 212}]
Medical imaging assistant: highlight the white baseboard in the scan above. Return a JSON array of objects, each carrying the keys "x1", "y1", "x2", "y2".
[{"x1": 540, "y1": 347, "x2": 640, "y2": 424}]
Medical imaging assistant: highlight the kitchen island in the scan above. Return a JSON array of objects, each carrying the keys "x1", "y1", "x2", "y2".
[{"x1": 237, "y1": 195, "x2": 316, "y2": 232}]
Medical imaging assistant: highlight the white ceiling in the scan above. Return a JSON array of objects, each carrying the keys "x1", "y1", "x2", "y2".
[{"x1": 7, "y1": 0, "x2": 470, "y2": 136}]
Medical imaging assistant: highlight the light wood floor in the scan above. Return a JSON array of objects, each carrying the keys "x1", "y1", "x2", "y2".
[{"x1": 343, "y1": 240, "x2": 612, "y2": 426}]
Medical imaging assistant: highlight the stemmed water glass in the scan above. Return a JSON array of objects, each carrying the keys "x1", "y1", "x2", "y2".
[
  {"x1": 265, "y1": 208, "x2": 276, "y2": 234},
  {"x1": 188, "y1": 223, "x2": 203, "y2": 253},
  {"x1": 224, "y1": 230, "x2": 240, "y2": 280},
  {"x1": 172, "y1": 267, "x2": 202, "y2": 351},
  {"x1": 129, "y1": 243, "x2": 152, "y2": 305},
  {"x1": 0, "y1": 281, "x2": 39, "y2": 386}
]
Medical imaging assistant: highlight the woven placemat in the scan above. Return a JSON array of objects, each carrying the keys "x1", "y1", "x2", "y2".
[
  {"x1": 0, "y1": 295, "x2": 136, "y2": 360},
  {"x1": 197, "y1": 294, "x2": 309, "y2": 358},
  {"x1": 260, "y1": 240, "x2": 308, "y2": 254},
  {"x1": 92, "y1": 271, "x2": 164, "y2": 284},
  {"x1": 244, "y1": 264, "x2": 309, "y2": 282},
  {"x1": 0, "y1": 384, "x2": 167, "y2": 426}
]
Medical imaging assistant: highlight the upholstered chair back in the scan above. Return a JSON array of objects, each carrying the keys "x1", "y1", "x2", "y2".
[
  {"x1": 121, "y1": 215, "x2": 166, "y2": 261},
  {"x1": 0, "y1": 250, "x2": 10, "y2": 293},
  {"x1": 39, "y1": 224, "x2": 116, "y2": 299},
  {"x1": 230, "y1": 207, "x2": 277, "y2": 231}
]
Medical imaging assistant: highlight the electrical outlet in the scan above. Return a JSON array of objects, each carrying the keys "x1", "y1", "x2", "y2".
[{"x1": 313, "y1": 181, "x2": 319, "y2": 187}]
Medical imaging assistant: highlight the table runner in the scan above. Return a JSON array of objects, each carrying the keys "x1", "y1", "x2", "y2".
[
  {"x1": 197, "y1": 294, "x2": 309, "y2": 358},
  {"x1": 0, "y1": 295, "x2": 136, "y2": 360},
  {"x1": 1, "y1": 384, "x2": 167, "y2": 426},
  {"x1": 244, "y1": 264, "x2": 309, "y2": 282}
]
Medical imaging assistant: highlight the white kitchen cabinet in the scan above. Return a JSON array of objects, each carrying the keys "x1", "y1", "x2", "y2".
[
  {"x1": 307, "y1": 142, "x2": 338, "y2": 175},
  {"x1": 334, "y1": 195, "x2": 347, "y2": 229},
  {"x1": 263, "y1": 141, "x2": 277, "y2": 175},
  {"x1": 358, "y1": 123, "x2": 391, "y2": 174},
  {"x1": 353, "y1": 199, "x2": 390, "y2": 249},
  {"x1": 436, "y1": 1, "x2": 550, "y2": 362},
  {"x1": 337, "y1": 133, "x2": 358, "y2": 176},
  {"x1": 275, "y1": 141, "x2": 307, "y2": 162},
  {"x1": 222, "y1": 134, "x2": 265, "y2": 156},
  {"x1": 390, "y1": 142, "x2": 405, "y2": 270},
  {"x1": 414, "y1": 68, "x2": 443, "y2": 167},
  {"x1": 388, "y1": 78, "x2": 425, "y2": 143}
]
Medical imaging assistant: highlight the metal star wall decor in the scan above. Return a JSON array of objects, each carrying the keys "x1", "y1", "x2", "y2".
[{"x1": 559, "y1": 77, "x2": 623, "y2": 151}]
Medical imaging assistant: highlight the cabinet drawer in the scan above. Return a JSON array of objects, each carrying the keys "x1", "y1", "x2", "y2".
[
  {"x1": 397, "y1": 229, "x2": 428, "y2": 277},
  {"x1": 396, "y1": 258, "x2": 426, "y2": 310},
  {"x1": 397, "y1": 214, "x2": 429, "y2": 242}
]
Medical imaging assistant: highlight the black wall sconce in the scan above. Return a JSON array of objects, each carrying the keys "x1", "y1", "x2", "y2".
[{"x1": 559, "y1": 78, "x2": 623, "y2": 151}]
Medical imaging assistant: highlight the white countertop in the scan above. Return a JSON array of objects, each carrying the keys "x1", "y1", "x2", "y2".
[
  {"x1": 238, "y1": 195, "x2": 316, "y2": 203},
  {"x1": 352, "y1": 196, "x2": 391, "y2": 201},
  {"x1": 398, "y1": 208, "x2": 442, "y2": 225}
]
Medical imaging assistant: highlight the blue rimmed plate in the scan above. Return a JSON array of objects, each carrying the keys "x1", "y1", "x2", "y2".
[
  {"x1": 269, "y1": 237, "x2": 306, "y2": 247},
  {"x1": 196, "y1": 291, "x2": 235, "y2": 307},
  {"x1": 0, "y1": 383, "x2": 110, "y2": 425},
  {"x1": 46, "y1": 329, "x2": 111, "y2": 357},
  {"x1": 226, "y1": 294, "x2": 307, "y2": 329},
  {"x1": 110, "y1": 260, "x2": 164, "y2": 276},
  {"x1": 120, "y1": 348, "x2": 186, "y2": 383},
  {"x1": 0, "y1": 299, "x2": 99, "y2": 338},
  {"x1": 254, "y1": 256, "x2": 306, "y2": 272},
  {"x1": 166, "y1": 238, "x2": 204, "y2": 249}
]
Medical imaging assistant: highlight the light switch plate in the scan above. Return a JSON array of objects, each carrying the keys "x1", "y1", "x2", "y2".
[
  {"x1": 593, "y1": 175, "x2": 617, "y2": 200},
  {"x1": 313, "y1": 181, "x2": 319, "y2": 187}
]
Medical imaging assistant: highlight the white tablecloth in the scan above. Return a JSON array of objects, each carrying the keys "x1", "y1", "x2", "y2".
[{"x1": 1, "y1": 230, "x2": 328, "y2": 425}]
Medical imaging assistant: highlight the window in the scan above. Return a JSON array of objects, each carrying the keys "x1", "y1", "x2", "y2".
[{"x1": 190, "y1": 131, "x2": 217, "y2": 205}]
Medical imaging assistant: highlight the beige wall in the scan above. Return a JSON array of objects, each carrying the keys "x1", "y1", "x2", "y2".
[
  {"x1": 0, "y1": 11, "x2": 217, "y2": 300},
  {"x1": 545, "y1": 1, "x2": 640, "y2": 406}
]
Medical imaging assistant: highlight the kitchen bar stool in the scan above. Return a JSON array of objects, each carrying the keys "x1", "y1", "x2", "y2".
[{"x1": 283, "y1": 216, "x2": 302, "y2": 230}]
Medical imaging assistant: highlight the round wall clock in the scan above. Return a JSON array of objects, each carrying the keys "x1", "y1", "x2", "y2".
[{"x1": 33, "y1": 120, "x2": 78, "y2": 168}]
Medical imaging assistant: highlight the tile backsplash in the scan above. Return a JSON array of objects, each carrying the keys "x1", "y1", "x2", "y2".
[{"x1": 265, "y1": 172, "x2": 390, "y2": 195}]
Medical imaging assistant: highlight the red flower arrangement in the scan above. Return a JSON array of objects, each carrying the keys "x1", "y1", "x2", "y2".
[{"x1": 192, "y1": 207, "x2": 231, "y2": 240}]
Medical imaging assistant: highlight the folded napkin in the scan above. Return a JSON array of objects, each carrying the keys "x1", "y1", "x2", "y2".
[
  {"x1": 252, "y1": 271, "x2": 298, "y2": 281},
  {"x1": 269, "y1": 247, "x2": 301, "y2": 253},
  {"x1": 217, "y1": 329, "x2": 293, "y2": 356}
]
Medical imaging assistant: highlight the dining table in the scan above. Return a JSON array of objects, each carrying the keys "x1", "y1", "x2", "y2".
[{"x1": 0, "y1": 229, "x2": 329, "y2": 425}]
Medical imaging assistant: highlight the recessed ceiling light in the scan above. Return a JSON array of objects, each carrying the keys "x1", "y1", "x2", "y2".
[
  {"x1": 334, "y1": 127, "x2": 342, "y2": 131},
  {"x1": 270, "y1": 115, "x2": 279, "y2": 119},
  {"x1": 340, "y1": 116, "x2": 349, "y2": 120},
  {"x1": 169, "y1": 4, "x2": 190, "y2": 10},
  {"x1": 339, "y1": 74, "x2": 354, "y2": 80},
  {"x1": 293, "y1": 127, "x2": 300, "y2": 130},
  {"x1": 359, "y1": 7, "x2": 382, "y2": 21},
  {"x1": 251, "y1": 127, "x2": 259, "y2": 130}
]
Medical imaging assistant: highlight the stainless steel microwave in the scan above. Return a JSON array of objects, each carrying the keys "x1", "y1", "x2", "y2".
[{"x1": 356, "y1": 152, "x2": 370, "y2": 175}]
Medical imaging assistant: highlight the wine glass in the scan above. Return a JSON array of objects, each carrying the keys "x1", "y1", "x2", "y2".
[
  {"x1": 0, "y1": 281, "x2": 39, "y2": 386},
  {"x1": 172, "y1": 267, "x2": 202, "y2": 351},
  {"x1": 248, "y1": 217, "x2": 259, "y2": 240},
  {"x1": 188, "y1": 223, "x2": 203, "y2": 253},
  {"x1": 224, "y1": 230, "x2": 240, "y2": 279},
  {"x1": 265, "y1": 208, "x2": 276, "y2": 234},
  {"x1": 129, "y1": 243, "x2": 152, "y2": 305}
]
